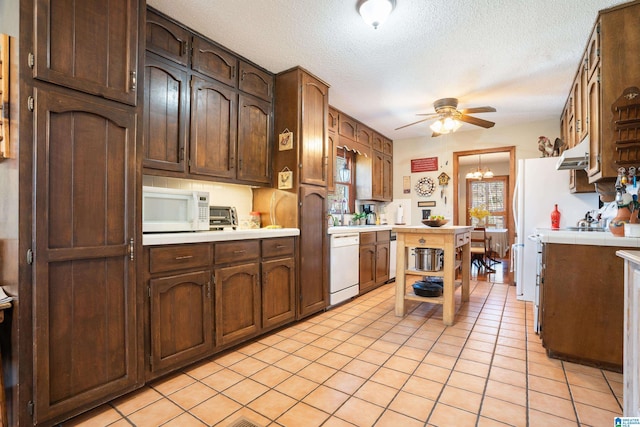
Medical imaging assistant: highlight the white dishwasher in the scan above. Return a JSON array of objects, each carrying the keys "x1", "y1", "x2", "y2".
[{"x1": 330, "y1": 232, "x2": 360, "y2": 306}]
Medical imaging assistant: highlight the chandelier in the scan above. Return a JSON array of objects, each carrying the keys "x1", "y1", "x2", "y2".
[{"x1": 465, "y1": 154, "x2": 494, "y2": 180}]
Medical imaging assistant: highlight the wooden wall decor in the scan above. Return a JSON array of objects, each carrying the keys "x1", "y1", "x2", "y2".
[{"x1": 613, "y1": 86, "x2": 640, "y2": 165}]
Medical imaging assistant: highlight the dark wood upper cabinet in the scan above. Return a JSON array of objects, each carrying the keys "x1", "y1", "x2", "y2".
[
  {"x1": 338, "y1": 114, "x2": 357, "y2": 141},
  {"x1": 237, "y1": 94, "x2": 272, "y2": 184},
  {"x1": 328, "y1": 107, "x2": 339, "y2": 133},
  {"x1": 143, "y1": 55, "x2": 188, "y2": 172},
  {"x1": 146, "y1": 9, "x2": 191, "y2": 66},
  {"x1": 300, "y1": 72, "x2": 329, "y2": 187},
  {"x1": 192, "y1": 36, "x2": 238, "y2": 87},
  {"x1": 239, "y1": 61, "x2": 273, "y2": 101},
  {"x1": 189, "y1": 76, "x2": 237, "y2": 179},
  {"x1": 356, "y1": 124, "x2": 373, "y2": 147},
  {"x1": 34, "y1": 0, "x2": 139, "y2": 105},
  {"x1": 32, "y1": 86, "x2": 138, "y2": 424}
]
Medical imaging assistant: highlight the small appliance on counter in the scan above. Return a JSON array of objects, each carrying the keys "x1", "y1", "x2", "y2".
[
  {"x1": 209, "y1": 206, "x2": 238, "y2": 230},
  {"x1": 142, "y1": 186, "x2": 210, "y2": 233}
]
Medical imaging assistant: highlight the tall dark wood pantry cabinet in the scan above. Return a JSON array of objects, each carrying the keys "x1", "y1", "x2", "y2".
[{"x1": 0, "y1": 0, "x2": 144, "y2": 425}]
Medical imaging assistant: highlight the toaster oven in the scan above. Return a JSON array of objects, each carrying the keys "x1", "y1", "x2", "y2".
[{"x1": 209, "y1": 206, "x2": 238, "y2": 230}]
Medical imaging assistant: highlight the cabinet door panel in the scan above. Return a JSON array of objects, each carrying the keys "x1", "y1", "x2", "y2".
[
  {"x1": 262, "y1": 258, "x2": 296, "y2": 329},
  {"x1": 150, "y1": 271, "x2": 213, "y2": 372},
  {"x1": 372, "y1": 151, "x2": 384, "y2": 200},
  {"x1": 237, "y1": 94, "x2": 271, "y2": 184},
  {"x1": 298, "y1": 186, "x2": 328, "y2": 317},
  {"x1": 383, "y1": 154, "x2": 393, "y2": 201},
  {"x1": 359, "y1": 245, "x2": 376, "y2": 293},
  {"x1": 215, "y1": 263, "x2": 260, "y2": 346},
  {"x1": 300, "y1": 74, "x2": 328, "y2": 186},
  {"x1": 192, "y1": 36, "x2": 237, "y2": 86},
  {"x1": 189, "y1": 76, "x2": 237, "y2": 178},
  {"x1": 143, "y1": 55, "x2": 188, "y2": 172},
  {"x1": 375, "y1": 242, "x2": 390, "y2": 285},
  {"x1": 239, "y1": 61, "x2": 273, "y2": 101},
  {"x1": 33, "y1": 88, "x2": 137, "y2": 422},
  {"x1": 34, "y1": 0, "x2": 139, "y2": 105},
  {"x1": 587, "y1": 72, "x2": 601, "y2": 178},
  {"x1": 146, "y1": 9, "x2": 190, "y2": 66}
]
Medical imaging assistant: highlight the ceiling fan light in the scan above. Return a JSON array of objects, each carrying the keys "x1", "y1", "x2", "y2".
[
  {"x1": 443, "y1": 117, "x2": 456, "y2": 131},
  {"x1": 452, "y1": 119, "x2": 463, "y2": 132},
  {"x1": 358, "y1": 0, "x2": 394, "y2": 29},
  {"x1": 429, "y1": 119, "x2": 444, "y2": 133}
]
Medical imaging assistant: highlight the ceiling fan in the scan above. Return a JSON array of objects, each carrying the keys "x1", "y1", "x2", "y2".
[{"x1": 396, "y1": 98, "x2": 496, "y2": 136}]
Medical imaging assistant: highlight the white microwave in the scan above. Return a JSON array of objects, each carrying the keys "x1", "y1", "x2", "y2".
[{"x1": 142, "y1": 186, "x2": 210, "y2": 233}]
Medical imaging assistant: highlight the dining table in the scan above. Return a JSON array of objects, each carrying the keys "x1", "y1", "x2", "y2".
[{"x1": 485, "y1": 228, "x2": 509, "y2": 258}]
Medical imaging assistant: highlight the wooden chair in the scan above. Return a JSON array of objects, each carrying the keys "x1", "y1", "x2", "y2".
[{"x1": 470, "y1": 228, "x2": 495, "y2": 272}]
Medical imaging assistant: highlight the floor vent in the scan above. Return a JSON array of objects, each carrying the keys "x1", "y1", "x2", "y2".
[{"x1": 227, "y1": 416, "x2": 262, "y2": 427}]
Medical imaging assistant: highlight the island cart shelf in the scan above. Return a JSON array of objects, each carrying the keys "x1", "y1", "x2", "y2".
[{"x1": 393, "y1": 226, "x2": 472, "y2": 325}]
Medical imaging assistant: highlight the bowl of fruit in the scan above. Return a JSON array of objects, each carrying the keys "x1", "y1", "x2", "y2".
[{"x1": 421, "y1": 215, "x2": 449, "y2": 227}]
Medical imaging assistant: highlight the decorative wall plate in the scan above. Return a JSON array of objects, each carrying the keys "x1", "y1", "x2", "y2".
[{"x1": 415, "y1": 177, "x2": 436, "y2": 197}]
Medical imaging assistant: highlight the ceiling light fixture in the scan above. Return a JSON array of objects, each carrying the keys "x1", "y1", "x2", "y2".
[
  {"x1": 357, "y1": 0, "x2": 396, "y2": 29},
  {"x1": 465, "y1": 154, "x2": 494, "y2": 180},
  {"x1": 429, "y1": 116, "x2": 463, "y2": 134}
]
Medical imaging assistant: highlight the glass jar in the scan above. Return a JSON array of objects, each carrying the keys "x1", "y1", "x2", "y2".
[{"x1": 249, "y1": 211, "x2": 261, "y2": 229}]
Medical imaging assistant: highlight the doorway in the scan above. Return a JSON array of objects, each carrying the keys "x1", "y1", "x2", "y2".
[{"x1": 453, "y1": 146, "x2": 516, "y2": 263}]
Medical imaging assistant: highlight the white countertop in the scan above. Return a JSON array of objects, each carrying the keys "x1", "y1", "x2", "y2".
[
  {"x1": 328, "y1": 225, "x2": 393, "y2": 234},
  {"x1": 143, "y1": 228, "x2": 300, "y2": 246},
  {"x1": 616, "y1": 250, "x2": 640, "y2": 264},
  {"x1": 537, "y1": 228, "x2": 640, "y2": 248}
]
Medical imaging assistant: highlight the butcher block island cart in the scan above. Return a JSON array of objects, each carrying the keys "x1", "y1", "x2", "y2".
[{"x1": 393, "y1": 226, "x2": 472, "y2": 325}]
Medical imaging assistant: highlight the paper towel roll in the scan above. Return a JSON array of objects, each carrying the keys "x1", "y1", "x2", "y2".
[{"x1": 396, "y1": 204, "x2": 404, "y2": 224}]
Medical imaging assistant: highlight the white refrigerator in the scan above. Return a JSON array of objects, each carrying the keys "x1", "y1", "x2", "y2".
[{"x1": 512, "y1": 157, "x2": 599, "y2": 304}]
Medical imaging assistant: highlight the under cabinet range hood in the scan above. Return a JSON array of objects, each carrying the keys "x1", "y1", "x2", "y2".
[{"x1": 556, "y1": 138, "x2": 589, "y2": 170}]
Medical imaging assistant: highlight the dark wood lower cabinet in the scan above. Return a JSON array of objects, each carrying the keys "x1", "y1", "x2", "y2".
[
  {"x1": 215, "y1": 262, "x2": 261, "y2": 347},
  {"x1": 359, "y1": 231, "x2": 390, "y2": 294},
  {"x1": 541, "y1": 243, "x2": 624, "y2": 371},
  {"x1": 262, "y1": 257, "x2": 296, "y2": 329},
  {"x1": 298, "y1": 185, "x2": 329, "y2": 318},
  {"x1": 149, "y1": 271, "x2": 213, "y2": 373}
]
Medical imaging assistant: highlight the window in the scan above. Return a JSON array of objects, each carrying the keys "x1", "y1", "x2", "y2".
[
  {"x1": 328, "y1": 148, "x2": 356, "y2": 214},
  {"x1": 467, "y1": 176, "x2": 508, "y2": 228}
]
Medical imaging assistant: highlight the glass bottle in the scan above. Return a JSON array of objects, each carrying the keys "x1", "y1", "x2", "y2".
[{"x1": 551, "y1": 204, "x2": 560, "y2": 229}]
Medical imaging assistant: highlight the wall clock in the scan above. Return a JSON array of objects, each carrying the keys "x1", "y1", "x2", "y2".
[{"x1": 415, "y1": 177, "x2": 436, "y2": 197}]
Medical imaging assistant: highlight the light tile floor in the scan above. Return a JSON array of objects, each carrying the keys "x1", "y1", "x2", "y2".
[{"x1": 64, "y1": 274, "x2": 623, "y2": 427}]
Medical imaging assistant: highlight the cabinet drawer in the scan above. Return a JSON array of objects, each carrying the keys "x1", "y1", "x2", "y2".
[
  {"x1": 192, "y1": 36, "x2": 238, "y2": 87},
  {"x1": 149, "y1": 243, "x2": 212, "y2": 273},
  {"x1": 360, "y1": 231, "x2": 376, "y2": 245},
  {"x1": 262, "y1": 237, "x2": 295, "y2": 258},
  {"x1": 376, "y1": 230, "x2": 390, "y2": 242},
  {"x1": 215, "y1": 240, "x2": 260, "y2": 264},
  {"x1": 456, "y1": 232, "x2": 471, "y2": 247},
  {"x1": 239, "y1": 61, "x2": 273, "y2": 101}
]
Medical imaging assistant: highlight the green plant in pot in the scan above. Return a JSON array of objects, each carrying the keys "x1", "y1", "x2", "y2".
[{"x1": 353, "y1": 212, "x2": 367, "y2": 225}]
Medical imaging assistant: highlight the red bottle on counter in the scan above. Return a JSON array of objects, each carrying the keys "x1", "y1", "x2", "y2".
[{"x1": 551, "y1": 204, "x2": 561, "y2": 229}]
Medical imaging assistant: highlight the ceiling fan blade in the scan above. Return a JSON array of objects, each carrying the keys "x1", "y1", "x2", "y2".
[
  {"x1": 459, "y1": 114, "x2": 495, "y2": 129},
  {"x1": 415, "y1": 112, "x2": 440, "y2": 117},
  {"x1": 431, "y1": 132, "x2": 442, "y2": 138},
  {"x1": 459, "y1": 106, "x2": 496, "y2": 114},
  {"x1": 395, "y1": 117, "x2": 432, "y2": 130}
]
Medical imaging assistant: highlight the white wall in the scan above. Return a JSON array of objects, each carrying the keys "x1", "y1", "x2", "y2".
[
  {"x1": 0, "y1": 1, "x2": 19, "y2": 36},
  {"x1": 392, "y1": 118, "x2": 560, "y2": 225}
]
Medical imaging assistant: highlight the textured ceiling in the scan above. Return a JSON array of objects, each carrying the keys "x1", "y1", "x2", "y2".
[{"x1": 147, "y1": 0, "x2": 629, "y2": 140}]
